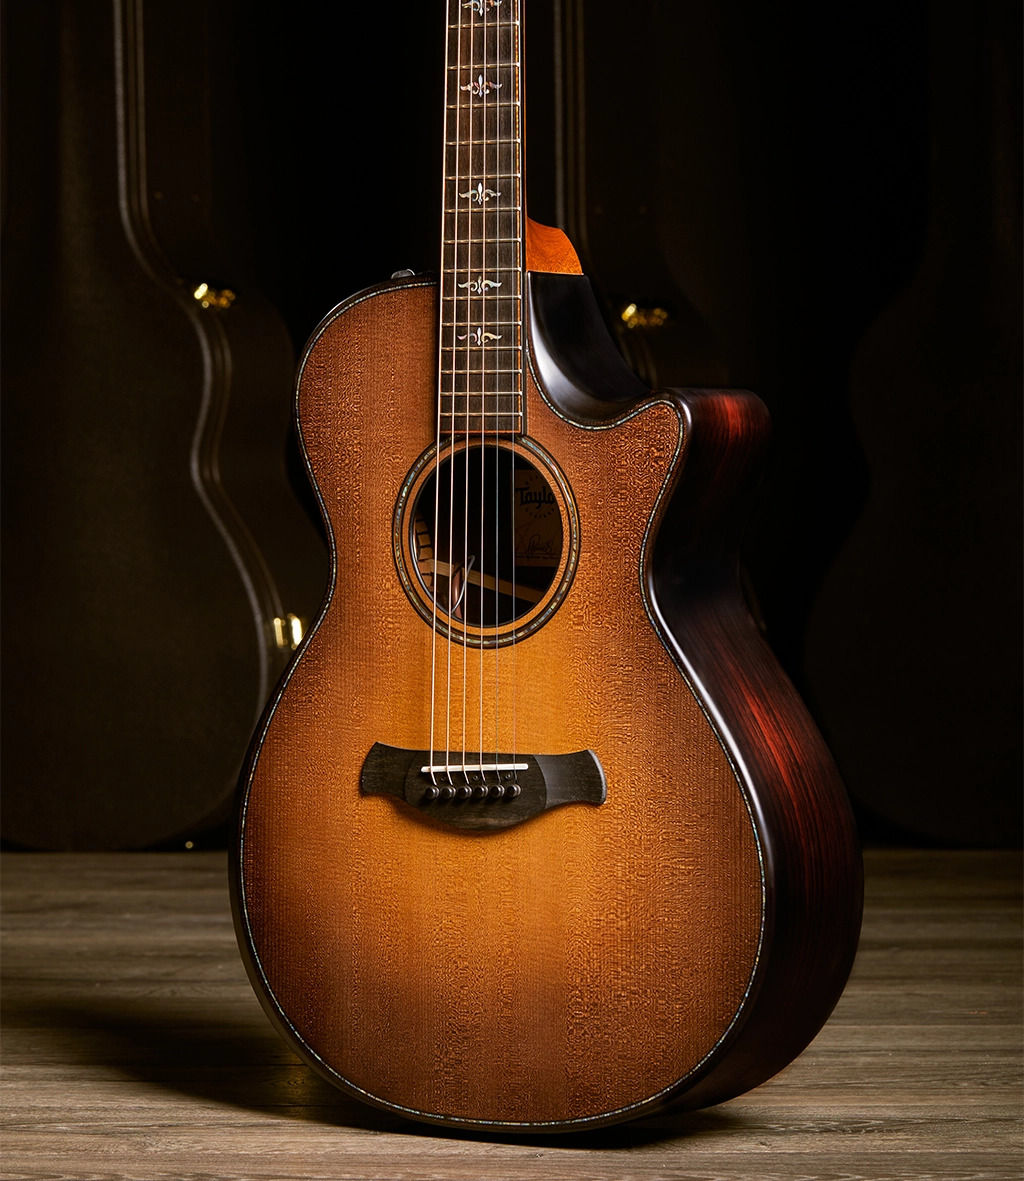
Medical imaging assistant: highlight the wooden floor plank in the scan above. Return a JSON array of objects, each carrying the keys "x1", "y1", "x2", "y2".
[{"x1": 2, "y1": 849, "x2": 1021, "y2": 1181}]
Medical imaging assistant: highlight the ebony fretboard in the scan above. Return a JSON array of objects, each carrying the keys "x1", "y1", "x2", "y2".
[{"x1": 439, "y1": 0, "x2": 523, "y2": 437}]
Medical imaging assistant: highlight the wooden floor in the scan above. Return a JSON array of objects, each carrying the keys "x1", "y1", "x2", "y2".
[{"x1": 1, "y1": 849, "x2": 1020, "y2": 1181}]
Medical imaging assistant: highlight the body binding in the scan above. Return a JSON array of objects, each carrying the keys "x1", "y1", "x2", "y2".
[{"x1": 232, "y1": 273, "x2": 862, "y2": 1131}]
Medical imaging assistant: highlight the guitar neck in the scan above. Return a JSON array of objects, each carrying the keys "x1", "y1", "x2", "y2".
[{"x1": 439, "y1": 0, "x2": 524, "y2": 437}]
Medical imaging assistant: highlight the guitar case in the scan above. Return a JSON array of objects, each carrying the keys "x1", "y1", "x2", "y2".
[
  {"x1": 554, "y1": 0, "x2": 1021, "y2": 845},
  {"x1": 803, "y1": 0, "x2": 1022, "y2": 845},
  {"x1": 544, "y1": 0, "x2": 730, "y2": 391},
  {"x1": 1, "y1": 0, "x2": 326, "y2": 850}
]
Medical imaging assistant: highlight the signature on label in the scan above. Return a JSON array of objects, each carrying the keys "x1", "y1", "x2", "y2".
[{"x1": 518, "y1": 533, "x2": 556, "y2": 560}]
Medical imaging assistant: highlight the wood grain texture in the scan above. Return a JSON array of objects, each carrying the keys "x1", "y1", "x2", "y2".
[
  {"x1": 1, "y1": 850, "x2": 1020, "y2": 1180},
  {"x1": 235, "y1": 278, "x2": 764, "y2": 1127},
  {"x1": 525, "y1": 218, "x2": 583, "y2": 275},
  {"x1": 525, "y1": 272, "x2": 863, "y2": 1109},
  {"x1": 645, "y1": 387, "x2": 864, "y2": 1108}
]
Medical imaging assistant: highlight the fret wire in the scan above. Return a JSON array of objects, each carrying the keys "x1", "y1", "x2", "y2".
[
  {"x1": 444, "y1": 122, "x2": 522, "y2": 135},
  {"x1": 441, "y1": 395, "x2": 522, "y2": 399},
  {"x1": 446, "y1": 138, "x2": 522, "y2": 146}
]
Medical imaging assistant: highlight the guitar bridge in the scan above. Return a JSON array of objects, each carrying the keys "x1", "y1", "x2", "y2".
[{"x1": 360, "y1": 743, "x2": 606, "y2": 831}]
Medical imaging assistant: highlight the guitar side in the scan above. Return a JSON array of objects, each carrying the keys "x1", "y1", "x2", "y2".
[
  {"x1": 529, "y1": 272, "x2": 864, "y2": 1110},
  {"x1": 231, "y1": 272, "x2": 861, "y2": 1130}
]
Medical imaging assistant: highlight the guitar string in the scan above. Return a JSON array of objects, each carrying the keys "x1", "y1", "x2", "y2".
[
  {"x1": 442, "y1": 5, "x2": 463, "y2": 787},
  {"x1": 465, "y1": 6, "x2": 484, "y2": 793},
  {"x1": 439, "y1": 2, "x2": 521, "y2": 786},
  {"x1": 493, "y1": 7, "x2": 502, "y2": 781},
  {"x1": 458, "y1": 3, "x2": 470, "y2": 785},
  {"x1": 494, "y1": 2, "x2": 507, "y2": 783},
  {"x1": 511, "y1": 0, "x2": 520, "y2": 784},
  {"x1": 447, "y1": 1, "x2": 468, "y2": 788},
  {"x1": 430, "y1": 3, "x2": 456, "y2": 788},
  {"x1": 478, "y1": 0, "x2": 488, "y2": 781}
]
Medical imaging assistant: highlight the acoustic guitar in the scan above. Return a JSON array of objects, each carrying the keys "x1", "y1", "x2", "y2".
[{"x1": 232, "y1": 0, "x2": 862, "y2": 1131}]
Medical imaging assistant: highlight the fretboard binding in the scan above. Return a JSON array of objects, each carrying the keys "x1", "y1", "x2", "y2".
[
  {"x1": 443, "y1": 237, "x2": 521, "y2": 245},
  {"x1": 440, "y1": 411, "x2": 523, "y2": 418},
  {"x1": 440, "y1": 368, "x2": 521, "y2": 375}
]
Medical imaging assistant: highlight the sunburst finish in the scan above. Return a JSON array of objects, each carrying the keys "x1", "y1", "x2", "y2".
[{"x1": 232, "y1": 0, "x2": 861, "y2": 1132}]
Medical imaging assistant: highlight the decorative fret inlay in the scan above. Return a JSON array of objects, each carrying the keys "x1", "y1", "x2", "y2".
[
  {"x1": 457, "y1": 276, "x2": 501, "y2": 293},
  {"x1": 458, "y1": 181, "x2": 501, "y2": 204},
  {"x1": 460, "y1": 73, "x2": 502, "y2": 97},
  {"x1": 439, "y1": 0, "x2": 522, "y2": 438}
]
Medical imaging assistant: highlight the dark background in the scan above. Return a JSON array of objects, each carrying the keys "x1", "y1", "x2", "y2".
[{"x1": 2, "y1": 0, "x2": 1020, "y2": 848}]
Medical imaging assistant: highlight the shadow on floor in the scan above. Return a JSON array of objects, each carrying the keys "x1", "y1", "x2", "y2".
[{"x1": 1, "y1": 992, "x2": 752, "y2": 1147}]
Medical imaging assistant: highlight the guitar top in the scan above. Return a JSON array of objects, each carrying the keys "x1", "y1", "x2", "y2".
[{"x1": 232, "y1": 0, "x2": 861, "y2": 1131}]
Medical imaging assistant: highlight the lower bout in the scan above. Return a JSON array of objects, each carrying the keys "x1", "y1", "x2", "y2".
[
  {"x1": 238, "y1": 778, "x2": 765, "y2": 1127},
  {"x1": 237, "y1": 571, "x2": 771, "y2": 1126}
]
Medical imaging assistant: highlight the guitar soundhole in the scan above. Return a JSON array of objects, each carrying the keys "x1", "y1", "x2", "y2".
[{"x1": 410, "y1": 446, "x2": 564, "y2": 629}]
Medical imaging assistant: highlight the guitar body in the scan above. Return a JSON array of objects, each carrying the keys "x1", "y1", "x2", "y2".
[{"x1": 233, "y1": 270, "x2": 862, "y2": 1130}]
